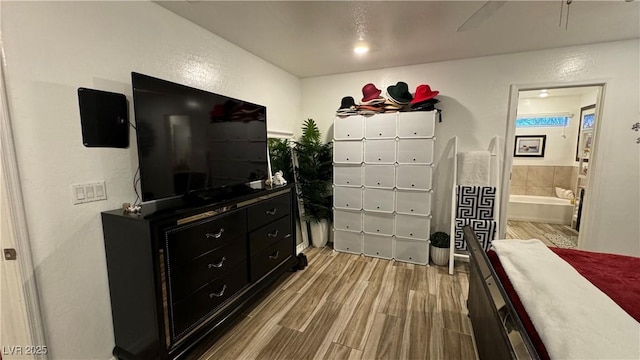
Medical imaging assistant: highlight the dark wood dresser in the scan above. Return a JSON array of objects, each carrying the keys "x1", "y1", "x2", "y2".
[{"x1": 101, "y1": 185, "x2": 296, "y2": 359}]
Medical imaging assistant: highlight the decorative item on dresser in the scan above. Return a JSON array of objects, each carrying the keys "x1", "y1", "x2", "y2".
[
  {"x1": 101, "y1": 185, "x2": 297, "y2": 360},
  {"x1": 332, "y1": 111, "x2": 437, "y2": 265}
]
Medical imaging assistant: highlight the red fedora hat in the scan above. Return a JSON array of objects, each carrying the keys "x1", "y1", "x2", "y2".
[
  {"x1": 410, "y1": 84, "x2": 439, "y2": 105},
  {"x1": 361, "y1": 83, "x2": 382, "y2": 102}
]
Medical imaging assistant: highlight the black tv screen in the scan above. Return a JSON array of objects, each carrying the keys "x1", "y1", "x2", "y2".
[{"x1": 131, "y1": 72, "x2": 267, "y2": 202}]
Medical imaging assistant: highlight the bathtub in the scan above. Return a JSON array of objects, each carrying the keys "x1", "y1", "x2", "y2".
[{"x1": 507, "y1": 195, "x2": 574, "y2": 225}]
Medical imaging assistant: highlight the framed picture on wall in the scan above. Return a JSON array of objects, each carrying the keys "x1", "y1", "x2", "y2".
[
  {"x1": 576, "y1": 104, "x2": 596, "y2": 162},
  {"x1": 514, "y1": 135, "x2": 546, "y2": 157}
]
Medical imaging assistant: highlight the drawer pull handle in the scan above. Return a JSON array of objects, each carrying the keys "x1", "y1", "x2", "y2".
[
  {"x1": 208, "y1": 257, "x2": 226, "y2": 269},
  {"x1": 265, "y1": 208, "x2": 278, "y2": 216},
  {"x1": 268, "y1": 230, "x2": 279, "y2": 238},
  {"x1": 284, "y1": 233, "x2": 292, "y2": 238},
  {"x1": 209, "y1": 285, "x2": 227, "y2": 298},
  {"x1": 269, "y1": 251, "x2": 280, "y2": 260},
  {"x1": 206, "y1": 228, "x2": 224, "y2": 239}
]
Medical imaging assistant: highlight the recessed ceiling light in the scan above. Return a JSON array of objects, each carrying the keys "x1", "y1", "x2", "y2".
[
  {"x1": 540, "y1": 89, "x2": 548, "y2": 93},
  {"x1": 354, "y1": 45, "x2": 369, "y2": 55},
  {"x1": 538, "y1": 92, "x2": 549, "y2": 98}
]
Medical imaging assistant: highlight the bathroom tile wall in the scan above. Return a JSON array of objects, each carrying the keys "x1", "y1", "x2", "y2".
[{"x1": 510, "y1": 165, "x2": 577, "y2": 196}]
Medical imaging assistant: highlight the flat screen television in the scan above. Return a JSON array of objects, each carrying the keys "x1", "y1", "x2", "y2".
[{"x1": 131, "y1": 72, "x2": 268, "y2": 202}]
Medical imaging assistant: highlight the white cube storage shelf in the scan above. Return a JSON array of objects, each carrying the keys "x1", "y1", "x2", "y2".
[
  {"x1": 334, "y1": 165, "x2": 362, "y2": 187},
  {"x1": 363, "y1": 188, "x2": 395, "y2": 213},
  {"x1": 363, "y1": 233, "x2": 393, "y2": 259},
  {"x1": 334, "y1": 141, "x2": 363, "y2": 164},
  {"x1": 333, "y1": 230, "x2": 362, "y2": 255},
  {"x1": 397, "y1": 138, "x2": 435, "y2": 164},
  {"x1": 363, "y1": 212, "x2": 395, "y2": 236},
  {"x1": 394, "y1": 237, "x2": 430, "y2": 265},
  {"x1": 394, "y1": 213, "x2": 431, "y2": 240},
  {"x1": 364, "y1": 139, "x2": 396, "y2": 164},
  {"x1": 332, "y1": 111, "x2": 437, "y2": 264},
  {"x1": 333, "y1": 186, "x2": 362, "y2": 210},
  {"x1": 334, "y1": 117, "x2": 364, "y2": 140},
  {"x1": 395, "y1": 190, "x2": 432, "y2": 216},
  {"x1": 363, "y1": 165, "x2": 395, "y2": 188},
  {"x1": 334, "y1": 209, "x2": 363, "y2": 232},
  {"x1": 396, "y1": 165, "x2": 433, "y2": 190}
]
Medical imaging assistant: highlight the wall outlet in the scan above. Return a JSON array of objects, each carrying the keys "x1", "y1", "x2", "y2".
[{"x1": 72, "y1": 181, "x2": 107, "y2": 205}]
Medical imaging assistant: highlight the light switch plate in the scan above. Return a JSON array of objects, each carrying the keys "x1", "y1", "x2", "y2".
[{"x1": 72, "y1": 181, "x2": 107, "y2": 204}]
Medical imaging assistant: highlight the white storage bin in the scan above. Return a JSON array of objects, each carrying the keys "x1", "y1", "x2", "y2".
[
  {"x1": 394, "y1": 213, "x2": 431, "y2": 240},
  {"x1": 395, "y1": 190, "x2": 432, "y2": 216},
  {"x1": 397, "y1": 138, "x2": 434, "y2": 164},
  {"x1": 334, "y1": 209, "x2": 363, "y2": 232},
  {"x1": 363, "y1": 188, "x2": 395, "y2": 213},
  {"x1": 397, "y1": 112, "x2": 436, "y2": 138},
  {"x1": 364, "y1": 139, "x2": 396, "y2": 164},
  {"x1": 394, "y1": 237, "x2": 429, "y2": 265},
  {"x1": 334, "y1": 165, "x2": 362, "y2": 187},
  {"x1": 365, "y1": 113, "x2": 397, "y2": 139},
  {"x1": 333, "y1": 186, "x2": 362, "y2": 210},
  {"x1": 334, "y1": 230, "x2": 362, "y2": 255},
  {"x1": 363, "y1": 212, "x2": 394, "y2": 235},
  {"x1": 363, "y1": 165, "x2": 395, "y2": 188},
  {"x1": 396, "y1": 165, "x2": 433, "y2": 190},
  {"x1": 334, "y1": 117, "x2": 364, "y2": 140},
  {"x1": 334, "y1": 141, "x2": 363, "y2": 164},
  {"x1": 363, "y1": 233, "x2": 393, "y2": 259}
]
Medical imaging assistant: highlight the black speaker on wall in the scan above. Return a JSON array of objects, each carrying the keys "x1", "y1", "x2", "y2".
[{"x1": 78, "y1": 87, "x2": 129, "y2": 148}]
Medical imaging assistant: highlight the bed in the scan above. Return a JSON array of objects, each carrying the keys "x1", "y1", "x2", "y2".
[{"x1": 464, "y1": 226, "x2": 640, "y2": 360}]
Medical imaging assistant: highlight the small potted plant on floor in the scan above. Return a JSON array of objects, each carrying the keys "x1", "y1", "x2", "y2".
[{"x1": 430, "y1": 231, "x2": 450, "y2": 266}]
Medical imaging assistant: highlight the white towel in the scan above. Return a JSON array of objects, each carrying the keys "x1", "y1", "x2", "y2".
[{"x1": 457, "y1": 151, "x2": 490, "y2": 186}]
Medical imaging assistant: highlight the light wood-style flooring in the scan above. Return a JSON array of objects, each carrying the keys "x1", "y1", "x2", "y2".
[
  {"x1": 197, "y1": 247, "x2": 476, "y2": 360},
  {"x1": 505, "y1": 220, "x2": 578, "y2": 247}
]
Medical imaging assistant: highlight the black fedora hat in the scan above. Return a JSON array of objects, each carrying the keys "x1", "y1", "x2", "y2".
[
  {"x1": 338, "y1": 96, "x2": 357, "y2": 111},
  {"x1": 387, "y1": 81, "x2": 413, "y2": 104}
]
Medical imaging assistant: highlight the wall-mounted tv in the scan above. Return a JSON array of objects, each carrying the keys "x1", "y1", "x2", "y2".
[{"x1": 131, "y1": 72, "x2": 267, "y2": 202}]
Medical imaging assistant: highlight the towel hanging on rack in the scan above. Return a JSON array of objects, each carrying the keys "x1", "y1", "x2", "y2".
[
  {"x1": 454, "y1": 219, "x2": 496, "y2": 251},
  {"x1": 456, "y1": 186, "x2": 496, "y2": 220},
  {"x1": 457, "y1": 151, "x2": 490, "y2": 186}
]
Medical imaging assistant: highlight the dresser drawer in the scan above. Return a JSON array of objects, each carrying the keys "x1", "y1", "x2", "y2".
[
  {"x1": 171, "y1": 262, "x2": 248, "y2": 338},
  {"x1": 247, "y1": 193, "x2": 291, "y2": 231},
  {"x1": 249, "y1": 216, "x2": 292, "y2": 257},
  {"x1": 166, "y1": 209, "x2": 247, "y2": 268},
  {"x1": 250, "y1": 237, "x2": 293, "y2": 282},
  {"x1": 169, "y1": 239, "x2": 247, "y2": 303}
]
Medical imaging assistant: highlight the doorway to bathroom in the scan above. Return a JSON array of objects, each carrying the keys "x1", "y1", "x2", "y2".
[{"x1": 503, "y1": 85, "x2": 603, "y2": 248}]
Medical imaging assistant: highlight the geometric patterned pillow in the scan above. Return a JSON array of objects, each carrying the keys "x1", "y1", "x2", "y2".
[
  {"x1": 456, "y1": 186, "x2": 496, "y2": 220},
  {"x1": 454, "y1": 218, "x2": 497, "y2": 251}
]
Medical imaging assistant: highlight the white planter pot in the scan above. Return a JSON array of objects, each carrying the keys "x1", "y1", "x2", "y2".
[
  {"x1": 310, "y1": 219, "x2": 330, "y2": 248},
  {"x1": 430, "y1": 245, "x2": 450, "y2": 266}
]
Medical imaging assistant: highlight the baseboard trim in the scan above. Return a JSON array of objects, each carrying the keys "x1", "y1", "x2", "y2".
[{"x1": 296, "y1": 242, "x2": 307, "y2": 254}]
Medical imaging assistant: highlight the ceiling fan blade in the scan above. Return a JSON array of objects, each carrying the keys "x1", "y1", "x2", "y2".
[{"x1": 457, "y1": 0, "x2": 507, "y2": 32}]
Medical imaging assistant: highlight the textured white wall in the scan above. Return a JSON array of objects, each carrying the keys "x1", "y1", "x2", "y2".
[
  {"x1": 2, "y1": 2, "x2": 300, "y2": 359},
  {"x1": 302, "y1": 40, "x2": 640, "y2": 257},
  {"x1": 514, "y1": 95, "x2": 582, "y2": 166}
]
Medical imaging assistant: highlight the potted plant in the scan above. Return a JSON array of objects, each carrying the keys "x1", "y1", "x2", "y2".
[
  {"x1": 430, "y1": 231, "x2": 450, "y2": 266},
  {"x1": 294, "y1": 119, "x2": 333, "y2": 247},
  {"x1": 267, "y1": 138, "x2": 294, "y2": 183}
]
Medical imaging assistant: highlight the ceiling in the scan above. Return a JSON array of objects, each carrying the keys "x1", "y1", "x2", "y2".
[{"x1": 157, "y1": 1, "x2": 640, "y2": 78}]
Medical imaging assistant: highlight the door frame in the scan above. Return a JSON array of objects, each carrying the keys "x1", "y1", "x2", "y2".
[
  {"x1": 0, "y1": 29, "x2": 48, "y2": 357},
  {"x1": 501, "y1": 80, "x2": 606, "y2": 247}
]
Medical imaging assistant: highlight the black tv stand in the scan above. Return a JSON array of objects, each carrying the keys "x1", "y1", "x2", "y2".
[{"x1": 101, "y1": 185, "x2": 296, "y2": 359}]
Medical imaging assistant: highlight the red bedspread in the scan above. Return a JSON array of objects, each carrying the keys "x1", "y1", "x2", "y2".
[{"x1": 488, "y1": 246, "x2": 640, "y2": 360}]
